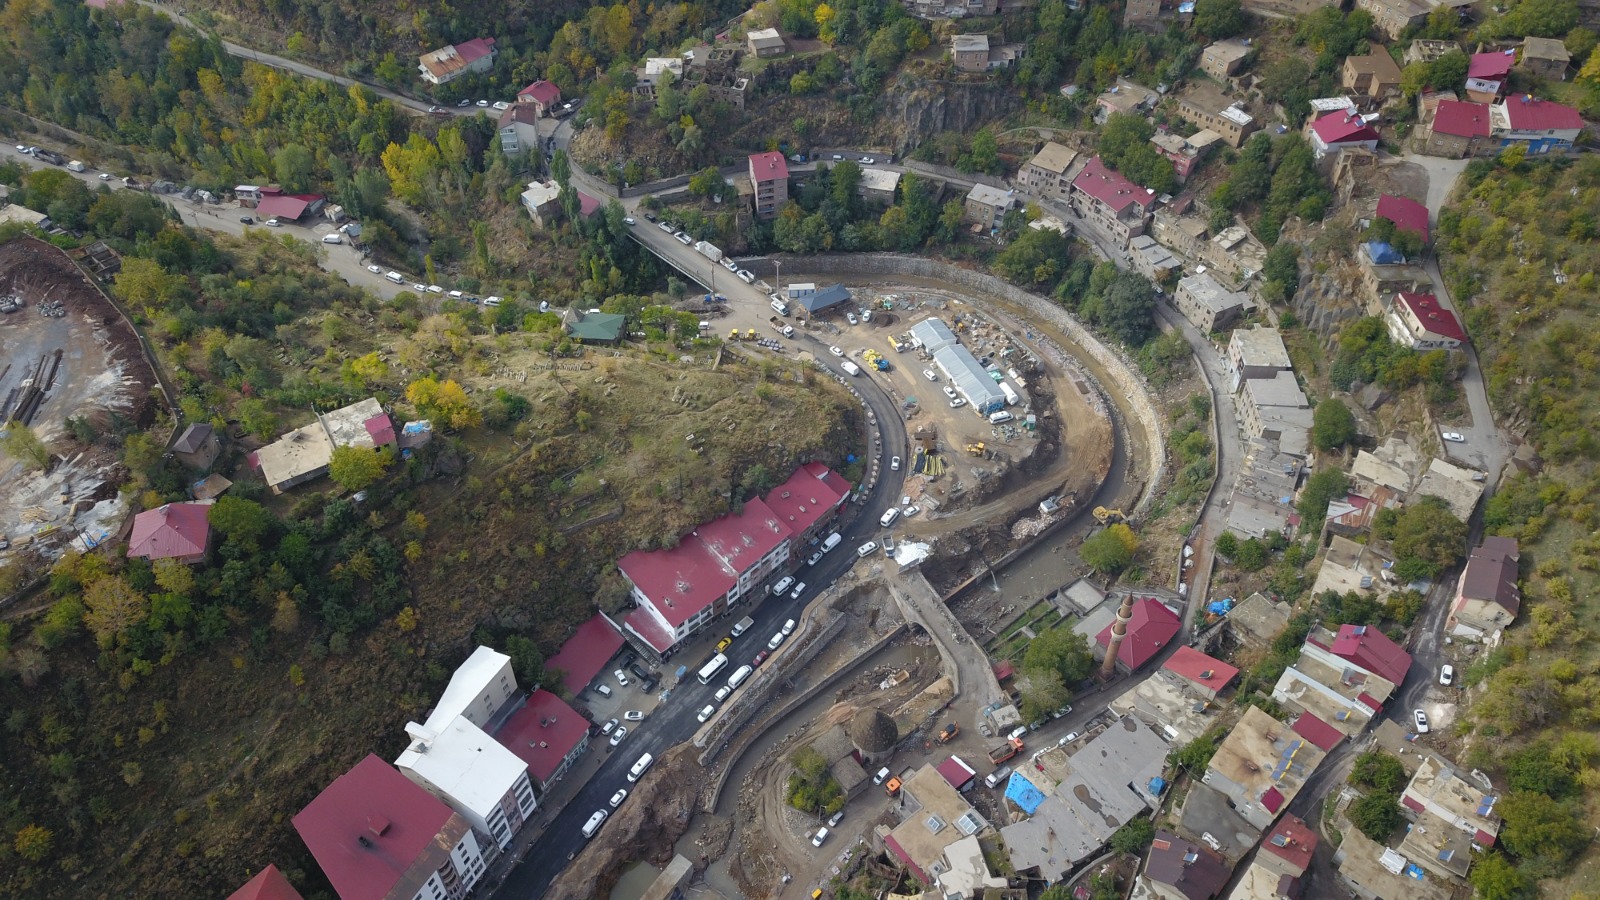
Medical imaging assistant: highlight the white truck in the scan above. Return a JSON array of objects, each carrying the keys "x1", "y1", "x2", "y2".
[
  {"x1": 840, "y1": 360, "x2": 861, "y2": 376},
  {"x1": 66, "y1": 160, "x2": 86, "y2": 173},
  {"x1": 1000, "y1": 382, "x2": 1020, "y2": 406},
  {"x1": 693, "y1": 240, "x2": 723, "y2": 263}
]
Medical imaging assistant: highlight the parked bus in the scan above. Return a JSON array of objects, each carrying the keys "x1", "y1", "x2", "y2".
[{"x1": 697, "y1": 653, "x2": 730, "y2": 684}]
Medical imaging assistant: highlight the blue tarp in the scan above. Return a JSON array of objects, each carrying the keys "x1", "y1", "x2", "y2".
[
  {"x1": 1364, "y1": 241, "x2": 1405, "y2": 264},
  {"x1": 1005, "y1": 772, "x2": 1047, "y2": 815},
  {"x1": 1149, "y1": 776, "x2": 1168, "y2": 795}
]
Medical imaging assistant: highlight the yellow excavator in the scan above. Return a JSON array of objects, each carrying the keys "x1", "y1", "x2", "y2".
[
  {"x1": 1093, "y1": 506, "x2": 1126, "y2": 525},
  {"x1": 966, "y1": 442, "x2": 986, "y2": 456}
]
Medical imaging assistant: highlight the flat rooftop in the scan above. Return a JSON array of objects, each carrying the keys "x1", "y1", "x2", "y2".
[{"x1": 887, "y1": 764, "x2": 986, "y2": 880}]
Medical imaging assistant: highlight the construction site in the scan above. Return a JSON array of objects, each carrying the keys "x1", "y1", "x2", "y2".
[{"x1": 0, "y1": 236, "x2": 162, "y2": 561}]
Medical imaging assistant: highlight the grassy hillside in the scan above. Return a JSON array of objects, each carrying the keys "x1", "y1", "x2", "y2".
[{"x1": 1435, "y1": 152, "x2": 1600, "y2": 896}]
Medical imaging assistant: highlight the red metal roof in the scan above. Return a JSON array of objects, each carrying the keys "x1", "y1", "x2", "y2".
[
  {"x1": 623, "y1": 608, "x2": 675, "y2": 654},
  {"x1": 1467, "y1": 50, "x2": 1514, "y2": 79},
  {"x1": 1499, "y1": 96, "x2": 1583, "y2": 131},
  {"x1": 1071, "y1": 156, "x2": 1148, "y2": 214},
  {"x1": 1474, "y1": 828, "x2": 1496, "y2": 846},
  {"x1": 696, "y1": 497, "x2": 789, "y2": 576},
  {"x1": 937, "y1": 756, "x2": 976, "y2": 790},
  {"x1": 617, "y1": 536, "x2": 736, "y2": 629},
  {"x1": 499, "y1": 104, "x2": 541, "y2": 127},
  {"x1": 1095, "y1": 597, "x2": 1182, "y2": 670},
  {"x1": 764, "y1": 465, "x2": 848, "y2": 537},
  {"x1": 255, "y1": 194, "x2": 321, "y2": 221},
  {"x1": 1261, "y1": 786, "x2": 1285, "y2": 813},
  {"x1": 577, "y1": 191, "x2": 602, "y2": 217},
  {"x1": 1376, "y1": 194, "x2": 1429, "y2": 242},
  {"x1": 363, "y1": 413, "x2": 396, "y2": 448},
  {"x1": 1356, "y1": 692, "x2": 1384, "y2": 713},
  {"x1": 127, "y1": 502, "x2": 211, "y2": 562},
  {"x1": 1161, "y1": 646, "x2": 1239, "y2": 693},
  {"x1": 547, "y1": 612, "x2": 625, "y2": 694},
  {"x1": 1330, "y1": 624, "x2": 1412, "y2": 684},
  {"x1": 518, "y1": 79, "x2": 561, "y2": 106},
  {"x1": 494, "y1": 689, "x2": 589, "y2": 786},
  {"x1": 1290, "y1": 713, "x2": 1343, "y2": 751},
  {"x1": 1310, "y1": 111, "x2": 1378, "y2": 145},
  {"x1": 292, "y1": 755, "x2": 455, "y2": 900},
  {"x1": 1432, "y1": 100, "x2": 1490, "y2": 137},
  {"x1": 454, "y1": 37, "x2": 496, "y2": 64},
  {"x1": 1263, "y1": 814, "x2": 1318, "y2": 873},
  {"x1": 1395, "y1": 292, "x2": 1467, "y2": 344},
  {"x1": 748, "y1": 151, "x2": 789, "y2": 184},
  {"x1": 228, "y1": 864, "x2": 305, "y2": 900},
  {"x1": 1402, "y1": 794, "x2": 1425, "y2": 812},
  {"x1": 884, "y1": 833, "x2": 928, "y2": 882},
  {"x1": 992, "y1": 660, "x2": 1015, "y2": 681}
]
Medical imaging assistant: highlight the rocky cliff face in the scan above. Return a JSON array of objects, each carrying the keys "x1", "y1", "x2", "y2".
[
  {"x1": 1291, "y1": 270, "x2": 1367, "y2": 351},
  {"x1": 883, "y1": 78, "x2": 1022, "y2": 153}
]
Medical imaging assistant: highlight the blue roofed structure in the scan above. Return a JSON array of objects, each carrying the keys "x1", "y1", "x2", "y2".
[
  {"x1": 1363, "y1": 241, "x2": 1405, "y2": 264},
  {"x1": 1004, "y1": 771, "x2": 1047, "y2": 814},
  {"x1": 796, "y1": 284, "x2": 853, "y2": 315}
]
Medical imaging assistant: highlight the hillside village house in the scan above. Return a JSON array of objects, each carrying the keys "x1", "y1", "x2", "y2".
[
  {"x1": 1307, "y1": 110, "x2": 1380, "y2": 160},
  {"x1": 1149, "y1": 129, "x2": 1219, "y2": 184},
  {"x1": 1070, "y1": 156, "x2": 1153, "y2": 244},
  {"x1": 1016, "y1": 142, "x2": 1078, "y2": 200},
  {"x1": 1341, "y1": 51, "x2": 1403, "y2": 104},
  {"x1": 497, "y1": 104, "x2": 541, "y2": 156},
  {"x1": 1174, "y1": 271, "x2": 1248, "y2": 333},
  {"x1": 1226, "y1": 325, "x2": 1291, "y2": 390},
  {"x1": 1200, "y1": 39, "x2": 1253, "y2": 81},
  {"x1": 1128, "y1": 235, "x2": 1179, "y2": 281},
  {"x1": 418, "y1": 38, "x2": 496, "y2": 85},
  {"x1": 1489, "y1": 96, "x2": 1583, "y2": 154},
  {"x1": 1405, "y1": 39, "x2": 1461, "y2": 65},
  {"x1": 227, "y1": 865, "x2": 304, "y2": 900},
  {"x1": 952, "y1": 34, "x2": 991, "y2": 72},
  {"x1": 1142, "y1": 831, "x2": 1232, "y2": 900},
  {"x1": 1387, "y1": 291, "x2": 1466, "y2": 350},
  {"x1": 1399, "y1": 755, "x2": 1503, "y2": 848},
  {"x1": 126, "y1": 501, "x2": 213, "y2": 565},
  {"x1": 1447, "y1": 536, "x2": 1520, "y2": 639},
  {"x1": 1177, "y1": 85, "x2": 1257, "y2": 148},
  {"x1": 172, "y1": 422, "x2": 220, "y2": 470},
  {"x1": 496, "y1": 688, "x2": 592, "y2": 790},
  {"x1": 857, "y1": 167, "x2": 900, "y2": 204},
  {"x1": 1465, "y1": 50, "x2": 1514, "y2": 104},
  {"x1": 1096, "y1": 78, "x2": 1161, "y2": 121},
  {"x1": 1238, "y1": 371, "x2": 1309, "y2": 442},
  {"x1": 519, "y1": 180, "x2": 562, "y2": 227},
  {"x1": 749, "y1": 151, "x2": 789, "y2": 219},
  {"x1": 617, "y1": 463, "x2": 850, "y2": 657},
  {"x1": 746, "y1": 27, "x2": 787, "y2": 58},
  {"x1": 634, "y1": 58, "x2": 684, "y2": 87},
  {"x1": 1202, "y1": 706, "x2": 1328, "y2": 831},
  {"x1": 516, "y1": 79, "x2": 561, "y2": 116},
  {"x1": 295, "y1": 755, "x2": 488, "y2": 900},
  {"x1": 1374, "y1": 194, "x2": 1430, "y2": 242},
  {"x1": 252, "y1": 397, "x2": 394, "y2": 494},
  {"x1": 1520, "y1": 36, "x2": 1570, "y2": 80},
  {"x1": 1356, "y1": 0, "x2": 1431, "y2": 39},
  {"x1": 964, "y1": 183, "x2": 1018, "y2": 229}
]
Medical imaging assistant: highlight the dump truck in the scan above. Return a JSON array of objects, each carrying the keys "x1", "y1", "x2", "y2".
[
  {"x1": 769, "y1": 316, "x2": 795, "y2": 338},
  {"x1": 988, "y1": 738, "x2": 1023, "y2": 765},
  {"x1": 937, "y1": 722, "x2": 960, "y2": 744},
  {"x1": 693, "y1": 240, "x2": 723, "y2": 263}
]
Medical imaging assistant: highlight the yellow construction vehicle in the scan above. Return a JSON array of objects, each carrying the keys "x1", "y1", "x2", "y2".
[
  {"x1": 1093, "y1": 507, "x2": 1126, "y2": 525},
  {"x1": 966, "y1": 442, "x2": 986, "y2": 456},
  {"x1": 727, "y1": 330, "x2": 739, "y2": 342},
  {"x1": 745, "y1": 329, "x2": 756, "y2": 341},
  {"x1": 937, "y1": 722, "x2": 960, "y2": 743}
]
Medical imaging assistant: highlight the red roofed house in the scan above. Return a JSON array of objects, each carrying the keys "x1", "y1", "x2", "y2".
[
  {"x1": 228, "y1": 864, "x2": 305, "y2": 900},
  {"x1": 1387, "y1": 291, "x2": 1467, "y2": 351},
  {"x1": 1306, "y1": 110, "x2": 1379, "y2": 160},
  {"x1": 547, "y1": 612, "x2": 626, "y2": 695},
  {"x1": 1096, "y1": 596, "x2": 1182, "y2": 674},
  {"x1": 1375, "y1": 194, "x2": 1429, "y2": 243},
  {"x1": 1143, "y1": 831, "x2": 1232, "y2": 900},
  {"x1": 1069, "y1": 156, "x2": 1153, "y2": 244},
  {"x1": 254, "y1": 192, "x2": 326, "y2": 222},
  {"x1": 1257, "y1": 814, "x2": 1318, "y2": 880},
  {"x1": 418, "y1": 37, "x2": 497, "y2": 86},
  {"x1": 127, "y1": 501, "x2": 213, "y2": 564},
  {"x1": 294, "y1": 754, "x2": 487, "y2": 900},
  {"x1": 1399, "y1": 755, "x2": 1502, "y2": 848},
  {"x1": 1328, "y1": 623, "x2": 1411, "y2": 685},
  {"x1": 1490, "y1": 96, "x2": 1584, "y2": 154},
  {"x1": 1289, "y1": 712, "x2": 1344, "y2": 752},
  {"x1": 937, "y1": 756, "x2": 977, "y2": 792},
  {"x1": 749, "y1": 151, "x2": 789, "y2": 219},
  {"x1": 1464, "y1": 50, "x2": 1515, "y2": 103},
  {"x1": 1448, "y1": 536, "x2": 1520, "y2": 639},
  {"x1": 619, "y1": 464, "x2": 849, "y2": 658},
  {"x1": 497, "y1": 104, "x2": 542, "y2": 156},
  {"x1": 1423, "y1": 99, "x2": 1491, "y2": 158},
  {"x1": 516, "y1": 80, "x2": 562, "y2": 117},
  {"x1": 493, "y1": 688, "x2": 591, "y2": 791},
  {"x1": 1161, "y1": 646, "x2": 1239, "y2": 701}
]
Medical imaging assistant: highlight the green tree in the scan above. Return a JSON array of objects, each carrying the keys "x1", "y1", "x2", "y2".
[
  {"x1": 1348, "y1": 792, "x2": 1404, "y2": 841},
  {"x1": 1172, "y1": 725, "x2": 1226, "y2": 772},
  {"x1": 505, "y1": 635, "x2": 546, "y2": 685},
  {"x1": 1351, "y1": 750, "x2": 1407, "y2": 793},
  {"x1": 785, "y1": 745, "x2": 846, "y2": 815},
  {"x1": 273, "y1": 143, "x2": 317, "y2": 193},
  {"x1": 1023, "y1": 627, "x2": 1096, "y2": 687},
  {"x1": 1312, "y1": 397, "x2": 1356, "y2": 451},
  {"x1": 1215, "y1": 531, "x2": 1239, "y2": 557},
  {"x1": 1, "y1": 424, "x2": 50, "y2": 471},
  {"x1": 208, "y1": 496, "x2": 276, "y2": 549},
  {"x1": 328, "y1": 445, "x2": 393, "y2": 492},
  {"x1": 1017, "y1": 665, "x2": 1071, "y2": 722},
  {"x1": 1470, "y1": 852, "x2": 1537, "y2": 900},
  {"x1": 1233, "y1": 538, "x2": 1268, "y2": 570},
  {"x1": 1193, "y1": 0, "x2": 1248, "y2": 38},
  {"x1": 82, "y1": 575, "x2": 148, "y2": 649},
  {"x1": 1499, "y1": 791, "x2": 1590, "y2": 871},
  {"x1": 1109, "y1": 817, "x2": 1156, "y2": 854},
  {"x1": 1389, "y1": 496, "x2": 1467, "y2": 579},
  {"x1": 13, "y1": 823, "x2": 53, "y2": 862},
  {"x1": 1296, "y1": 469, "x2": 1349, "y2": 530},
  {"x1": 1081, "y1": 523, "x2": 1137, "y2": 574}
]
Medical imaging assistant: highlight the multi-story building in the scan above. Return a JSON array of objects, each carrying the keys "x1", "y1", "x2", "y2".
[
  {"x1": 1520, "y1": 36, "x2": 1571, "y2": 81},
  {"x1": 1226, "y1": 326, "x2": 1291, "y2": 390},
  {"x1": 1341, "y1": 51, "x2": 1403, "y2": 104},
  {"x1": 1400, "y1": 755, "x2": 1503, "y2": 847},
  {"x1": 497, "y1": 105, "x2": 541, "y2": 156},
  {"x1": 1307, "y1": 110, "x2": 1380, "y2": 160},
  {"x1": 495, "y1": 688, "x2": 592, "y2": 790},
  {"x1": 1355, "y1": 0, "x2": 1431, "y2": 40},
  {"x1": 1386, "y1": 291, "x2": 1467, "y2": 350},
  {"x1": 952, "y1": 34, "x2": 991, "y2": 72},
  {"x1": 295, "y1": 755, "x2": 488, "y2": 900},
  {"x1": 1174, "y1": 272, "x2": 1248, "y2": 334},
  {"x1": 1201, "y1": 707, "x2": 1328, "y2": 832},
  {"x1": 1142, "y1": 832, "x2": 1231, "y2": 900},
  {"x1": 1149, "y1": 129, "x2": 1220, "y2": 184},
  {"x1": 418, "y1": 38, "x2": 497, "y2": 86},
  {"x1": 1200, "y1": 39, "x2": 1253, "y2": 81},
  {"x1": 1447, "y1": 536, "x2": 1520, "y2": 639},
  {"x1": 1237, "y1": 371, "x2": 1308, "y2": 444},
  {"x1": 1489, "y1": 96, "x2": 1583, "y2": 154},
  {"x1": 395, "y1": 715, "x2": 537, "y2": 851},
  {"x1": 963, "y1": 183, "x2": 1017, "y2": 229},
  {"x1": 748, "y1": 151, "x2": 789, "y2": 219},
  {"x1": 1421, "y1": 99, "x2": 1490, "y2": 158},
  {"x1": 1128, "y1": 235, "x2": 1179, "y2": 282},
  {"x1": 515, "y1": 80, "x2": 561, "y2": 117},
  {"x1": 1070, "y1": 156, "x2": 1153, "y2": 244},
  {"x1": 1465, "y1": 51, "x2": 1514, "y2": 104},
  {"x1": 858, "y1": 167, "x2": 901, "y2": 205},
  {"x1": 1177, "y1": 87, "x2": 1257, "y2": 148},
  {"x1": 1016, "y1": 142, "x2": 1078, "y2": 200}
]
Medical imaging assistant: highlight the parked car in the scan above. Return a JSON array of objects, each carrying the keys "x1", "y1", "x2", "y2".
[
  {"x1": 846, "y1": 312, "x2": 858, "y2": 325},
  {"x1": 808, "y1": 550, "x2": 824, "y2": 566},
  {"x1": 827, "y1": 810, "x2": 845, "y2": 827},
  {"x1": 624, "y1": 710, "x2": 644, "y2": 721},
  {"x1": 1442, "y1": 432, "x2": 1465, "y2": 442},
  {"x1": 949, "y1": 398, "x2": 967, "y2": 408},
  {"x1": 923, "y1": 369, "x2": 938, "y2": 381},
  {"x1": 860, "y1": 157, "x2": 875, "y2": 164},
  {"x1": 366, "y1": 264, "x2": 383, "y2": 274},
  {"x1": 614, "y1": 669, "x2": 630, "y2": 687},
  {"x1": 594, "y1": 683, "x2": 612, "y2": 697},
  {"x1": 716, "y1": 637, "x2": 733, "y2": 653},
  {"x1": 782, "y1": 618, "x2": 796, "y2": 635},
  {"x1": 457, "y1": 99, "x2": 473, "y2": 107},
  {"x1": 773, "y1": 575, "x2": 795, "y2": 596},
  {"x1": 812, "y1": 827, "x2": 829, "y2": 847},
  {"x1": 609, "y1": 726, "x2": 628, "y2": 746},
  {"x1": 751, "y1": 650, "x2": 769, "y2": 667},
  {"x1": 475, "y1": 99, "x2": 489, "y2": 107},
  {"x1": 644, "y1": 212, "x2": 657, "y2": 221},
  {"x1": 1007, "y1": 726, "x2": 1028, "y2": 741},
  {"x1": 1058, "y1": 731, "x2": 1080, "y2": 747},
  {"x1": 1439, "y1": 665, "x2": 1454, "y2": 686},
  {"x1": 829, "y1": 346, "x2": 844, "y2": 357},
  {"x1": 264, "y1": 218, "x2": 281, "y2": 227},
  {"x1": 600, "y1": 718, "x2": 618, "y2": 735},
  {"x1": 790, "y1": 581, "x2": 806, "y2": 599},
  {"x1": 411, "y1": 282, "x2": 428, "y2": 292},
  {"x1": 239, "y1": 215, "x2": 255, "y2": 224},
  {"x1": 427, "y1": 284, "x2": 445, "y2": 294},
  {"x1": 902, "y1": 504, "x2": 920, "y2": 517},
  {"x1": 1414, "y1": 710, "x2": 1430, "y2": 733},
  {"x1": 942, "y1": 385, "x2": 958, "y2": 399},
  {"x1": 658, "y1": 221, "x2": 674, "y2": 232},
  {"x1": 698, "y1": 705, "x2": 716, "y2": 722},
  {"x1": 98, "y1": 172, "x2": 113, "y2": 181},
  {"x1": 623, "y1": 216, "x2": 635, "y2": 225},
  {"x1": 890, "y1": 456, "x2": 901, "y2": 471},
  {"x1": 610, "y1": 789, "x2": 628, "y2": 807},
  {"x1": 714, "y1": 686, "x2": 732, "y2": 703},
  {"x1": 492, "y1": 101, "x2": 510, "y2": 110}
]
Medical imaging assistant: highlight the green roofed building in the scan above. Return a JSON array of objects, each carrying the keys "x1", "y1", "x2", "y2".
[{"x1": 564, "y1": 308, "x2": 626, "y2": 345}]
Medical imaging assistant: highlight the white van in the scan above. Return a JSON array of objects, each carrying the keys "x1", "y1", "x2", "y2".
[
  {"x1": 384, "y1": 271, "x2": 404, "y2": 284},
  {"x1": 771, "y1": 299, "x2": 790, "y2": 316},
  {"x1": 880, "y1": 508, "x2": 900, "y2": 528},
  {"x1": 483, "y1": 296, "x2": 503, "y2": 307},
  {"x1": 857, "y1": 541, "x2": 878, "y2": 557},
  {"x1": 320, "y1": 233, "x2": 342, "y2": 244},
  {"x1": 582, "y1": 809, "x2": 608, "y2": 838},
  {"x1": 768, "y1": 631, "x2": 786, "y2": 651},
  {"x1": 627, "y1": 753, "x2": 654, "y2": 782},
  {"x1": 773, "y1": 576, "x2": 795, "y2": 596},
  {"x1": 727, "y1": 665, "x2": 753, "y2": 689},
  {"x1": 985, "y1": 765, "x2": 1012, "y2": 789},
  {"x1": 989, "y1": 411, "x2": 1015, "y2": 425},
  {"x1": 821, "y1": 532, "x2": 842, "y2": 553}
]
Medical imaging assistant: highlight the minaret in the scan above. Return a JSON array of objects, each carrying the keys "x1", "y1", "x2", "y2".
[{"x1": 1101, "y1": 594, "x2": 1135, "y2": 679}]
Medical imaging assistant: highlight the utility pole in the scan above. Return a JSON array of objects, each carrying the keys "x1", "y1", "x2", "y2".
[{"x1": 773, "y1": 259, "x2": 782, "y2": 299}]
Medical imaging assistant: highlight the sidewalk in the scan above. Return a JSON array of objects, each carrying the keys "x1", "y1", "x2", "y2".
[{"x1": 481, "y1": 734, "x2": 614, "y2": 891}]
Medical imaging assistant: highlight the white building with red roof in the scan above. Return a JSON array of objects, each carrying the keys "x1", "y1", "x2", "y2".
[
  {"x1": 294, "y1": 754, "x2": 487, "y2": 900},
  {"x1": 126, "y1": 501, "x2": 213, "y2": 564},
  {"x1": 493, "y1": 688, "x2": 591, "y2": 791},
  {"x1": 618, "y1": 463, "x2": 850, "y2": 657},
  {"x1": 516, "y1": 79, "x2": 561, "y2": 117},
  {"x1": 1387, "y1": 291, "x2": 1467, "y2": 351},
  {"x1": 1490, "y1": 96, "x2": 1583, "y2": 154},
  {"x1": 1160, "y1": 646, "x2": 1239, "y2": 701},
  {"x1": 394, "y1": 715, "x2": 536, "y2": 851},
  {"x1": 749, "y1": 151, "x2": 790, "y2": 219},
  {"x1": 1306, "y1": 110, "x2": 1379, "y2": 160},
  {"x1": 1069, "y1": 156, "x2": 1153, "y2": 244},
  {"x1": 418, "y1": 37, "x2": 497, "y2": 85},
  {"x1": 1465, "y1": 50, "x2": 1515, "y2": 103}
]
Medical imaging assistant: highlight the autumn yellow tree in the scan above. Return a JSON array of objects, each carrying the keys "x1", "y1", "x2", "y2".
[
  {"x1": 346, "y1": 351, "x2": 390, "y2": 388},
  {"x1": 405, "y1": 376, "x2": 482, "y2": 431},
  {"x1": 82, "y1": 574, "x2": 149, "y2": 648}
]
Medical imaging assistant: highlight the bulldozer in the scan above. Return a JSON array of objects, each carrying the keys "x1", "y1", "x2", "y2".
[
  {"x1": 966, "y1": 442, "x2": 986, "y2": 456},
  {"x1": 1093, "y1": 506, "x2": 1126, "y2": 525},
  {"x1": 937, "y1": 722, "x2": 960, "y2": 743}
]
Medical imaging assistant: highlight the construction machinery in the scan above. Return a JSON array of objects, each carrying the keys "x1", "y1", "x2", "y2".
[
  {"x1": 1093, "y1": 507, "x2": 1126, "y2": 525},
  {"x1": 988, "y1": 737, "x2": 1023, "y2": 765},
  {"x1": 966, "y1": 442, "x2": 986, "y2": 456},
  {"x1": 937, "y1": 722, "x2": 960, "y2": 744},
  {"x1": 745, "y1": 329, "x2": 756, "y2": 341}
]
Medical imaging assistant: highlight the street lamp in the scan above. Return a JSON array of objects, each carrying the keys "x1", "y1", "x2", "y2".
[{"x1": 774, "y1": 259, "x2": 782, "y2": 298}]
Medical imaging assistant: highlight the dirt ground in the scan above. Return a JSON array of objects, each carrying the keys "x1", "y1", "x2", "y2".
[{"x1": 0, "y1": 237, "x2": 160, "y2": 560}]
